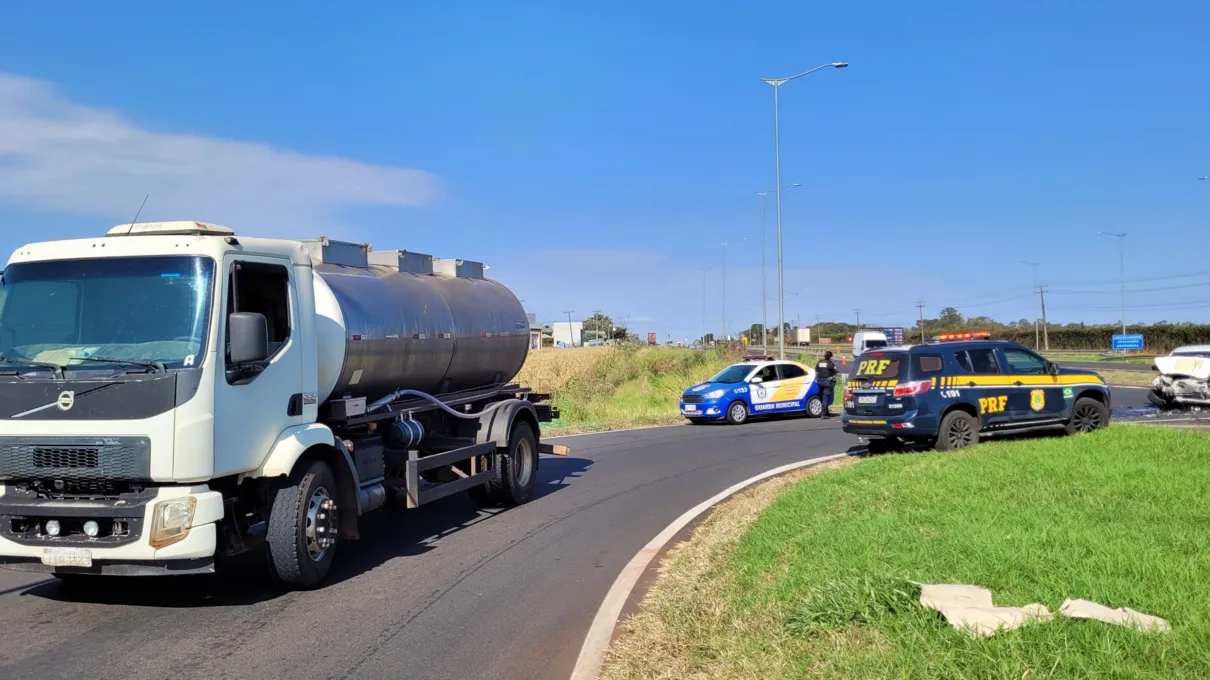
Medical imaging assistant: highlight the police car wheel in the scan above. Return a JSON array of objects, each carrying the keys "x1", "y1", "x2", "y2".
[
  {"x1": 805, "y1": 395, "x2": 824, "y2": 418},
  {"x1": 936, "y1": 410, "x2": 979, "y2": 451},
  {"x1": 1066, "y1": 397, "x2": 1108, "y2": 434},
  {"x1": 726, "y1": 401, "x2": 748, "y2": 425}
]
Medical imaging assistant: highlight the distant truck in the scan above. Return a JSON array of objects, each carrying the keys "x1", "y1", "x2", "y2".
[
  {"x1": 0, "y1": 221, "x2": 564, "y2": 589},
  {"x1": 795, "y1": 328, "x2": 812, "y2": 345},
  {"x1": 852, "y1": 331, "x2": 889, "y2": 356}
]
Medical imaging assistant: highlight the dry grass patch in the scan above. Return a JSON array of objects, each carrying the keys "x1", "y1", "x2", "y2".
[{"x1": 600, "y1": 457, "x2": 857, "y2": 680}]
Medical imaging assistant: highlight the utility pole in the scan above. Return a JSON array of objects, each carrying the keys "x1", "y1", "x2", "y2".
[
  {"x1": 700, "y1": 267, "x2": 708, "y2": 345},
  {"x1": 1019, "y1": 260, "x2": 1040, "y2": 348},
  {"x1": 563, "y1": 310, "x2": 576, "y2": 347},
  {"x1": 854, "y1": 309, "x2": 861, "y2": 328},
  {"x1": 1099, "y1": 232, "x2": 1128, "y2": 337},
  {"x1": 1035, "y1": 287, "x2": 1049, "y2": 351},
  {"x1": 916, "y1": 301, "x2": 926, "y2": 343}
]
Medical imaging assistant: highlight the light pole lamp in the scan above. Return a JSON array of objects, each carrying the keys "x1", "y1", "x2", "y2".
[
  {"x1": 762, "y1": 61, "x2": 848, "y2": 360},
  {"x1": 721, "y1": 237, "x2": 747, "y2": 340},
  {"x1": 756, "y1": 183, "x2": 801, "y2": 349},
  {"x1": 1097, "y1": 232, "x2": 1128, "y2": 336}
]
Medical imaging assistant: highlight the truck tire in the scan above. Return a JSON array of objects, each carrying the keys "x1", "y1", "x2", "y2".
[
  {"x1": 1066, "y1": 397, "x2": 1108, "y2": 435},
  {"x1": 265, "y1": 459, "x2": 339, "y2": 590},
  {"x1": 725, "y1": 401, "x2": 749, "y2": 425},
  {"x1": 935, "y1": 410, "x2": 979, "y2": 451},
  {"x1": 469, "y1": 421, "x2": 539, "y2": 507}
]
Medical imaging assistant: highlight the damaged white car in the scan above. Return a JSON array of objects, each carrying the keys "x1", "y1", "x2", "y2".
[{"x1": 1148, "y1": 345, "x2": 1210, "y2": 409}]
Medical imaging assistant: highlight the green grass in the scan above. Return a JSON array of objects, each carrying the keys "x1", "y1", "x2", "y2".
[
  {"x1": 539, "y1": 346, "x2": 738, "y2": 432},
  {"x1": 526, "y1": 346, "x2": 844, "y2": 433},
  {"x1": 605, "y1": 426, "x2": 1210, "y2": 678}
]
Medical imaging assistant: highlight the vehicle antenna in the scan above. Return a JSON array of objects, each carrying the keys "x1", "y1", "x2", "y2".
[{"x1": 128, "y1": 194, "x2": 149, "y2": 230}]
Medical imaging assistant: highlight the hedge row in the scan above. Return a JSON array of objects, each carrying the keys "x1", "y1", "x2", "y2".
[{"x1": 822, "y1": 326, "x2": 1210, "y2": 353}]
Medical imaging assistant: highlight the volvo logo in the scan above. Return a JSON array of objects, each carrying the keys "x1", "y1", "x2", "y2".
[{"x1": 56, "y1": 391, "x2": 75, "y2": 411}]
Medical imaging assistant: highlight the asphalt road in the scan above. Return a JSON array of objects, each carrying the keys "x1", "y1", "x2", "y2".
[
  {"x1": 0, "y1": 386, "x2": 1156, "y2": 680},
  {"x1": 0, "y1": 415, "x2": 860, "y2": 680}
]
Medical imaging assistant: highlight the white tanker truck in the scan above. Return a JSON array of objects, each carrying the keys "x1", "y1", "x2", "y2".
[{"x1": 0, "y1": 221, "x2": 564, "y2": 589}]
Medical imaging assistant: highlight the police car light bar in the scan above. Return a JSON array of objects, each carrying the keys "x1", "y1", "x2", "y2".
[{"x1": 934, "y1": 330, "x2": 991, "y2": 342}]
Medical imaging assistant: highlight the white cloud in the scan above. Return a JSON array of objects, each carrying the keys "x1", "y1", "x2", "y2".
[{"x1": 0, "y1": 73, "x2": 439, "y2": 232}]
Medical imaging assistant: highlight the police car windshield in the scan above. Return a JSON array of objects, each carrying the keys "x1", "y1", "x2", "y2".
[
  {"x1": 710, "y1": 364, "x2": 752, "y2": 384},
  {"x1": 850, "y1": 352, "x2": 906, "y2": 380}
]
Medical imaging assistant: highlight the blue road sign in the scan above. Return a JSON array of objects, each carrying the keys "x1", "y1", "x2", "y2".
[{"x1": 1112, "y1": 334, "x2": 1144, "y2": 350}]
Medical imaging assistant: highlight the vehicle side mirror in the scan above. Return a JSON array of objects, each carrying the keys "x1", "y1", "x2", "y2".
[
  {"x1": 750, "y1": 377, "x2": 763, "y2": 384},
  {"x1": 1046, "y1": 361, "x2": 1060, "y2": 376},
  {"x1": 229, "y1": 312, "x2": 269, "y2": 364}
]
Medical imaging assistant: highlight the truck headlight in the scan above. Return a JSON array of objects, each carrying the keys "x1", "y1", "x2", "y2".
[
  {"x1": 149, "y1": 497, "x2": 197, "y2": 549},
  {"x1": 705, "y1": 389, "x2": 726, "y2": 399}
]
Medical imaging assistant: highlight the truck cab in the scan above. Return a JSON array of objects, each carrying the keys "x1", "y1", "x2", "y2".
[{"x1": 0, "y1": 221, "x2": 557, "y2": 589}]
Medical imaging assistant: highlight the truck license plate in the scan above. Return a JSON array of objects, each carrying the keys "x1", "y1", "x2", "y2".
[
  {"x1": 683, "y1": 404, "x2": 697, "y2": 412},
  {"x1": 858, "y1": 396, "x2": 878, "y2": 404},
  {"x1": 41, "y1": 547, "x2": 92, "y2": 568}
]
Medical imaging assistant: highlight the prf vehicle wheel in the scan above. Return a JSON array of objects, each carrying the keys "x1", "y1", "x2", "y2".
[
  {"x1": 935, "y1": 410, "x2": 979, "y2": 451},
  {"x1": 726, "y1": 401, "x2": 749, "y2": 425},
  {"x1": 1066, "y1": 397, "x2": 1108, "y2": 435}
]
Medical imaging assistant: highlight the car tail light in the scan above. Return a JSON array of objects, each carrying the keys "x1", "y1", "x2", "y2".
[
  {"x1": 893, "y1": 379, "x2": 931, "y2": 397},
  {"x1": 843, "y1": 388, "x2": 853, "y2": 400}
]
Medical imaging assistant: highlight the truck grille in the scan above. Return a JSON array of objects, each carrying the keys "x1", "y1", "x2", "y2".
[
  {"x1": 33, "y1": 447, "x2": 100, "y2": 469},
  {"x1": 682, "y1": 395, "x2": 705, "y2": 404},
  {"x1": 0, "y1": 437, "x2": 151, "y2": 482}
]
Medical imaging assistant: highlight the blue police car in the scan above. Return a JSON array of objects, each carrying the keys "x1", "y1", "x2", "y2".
[
  {"x1": 681, "y1": 358, "x2": 824, "y2": 424},
  {"x1": 841, "y1": 332, "x2": 1111, "y2": 452}
]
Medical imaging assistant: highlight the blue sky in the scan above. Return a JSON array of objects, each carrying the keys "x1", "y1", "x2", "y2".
[{"x1": 1, "y1": 1, "x2": 1208, "y2": 341}]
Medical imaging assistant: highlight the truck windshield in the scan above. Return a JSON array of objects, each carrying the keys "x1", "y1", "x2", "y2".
[
  {"x1": 0, "y1": 256, "x2": 215, "y2": 371},
  {"x1": 710, "y1": 364, "x2": 752, "y2": 384}
]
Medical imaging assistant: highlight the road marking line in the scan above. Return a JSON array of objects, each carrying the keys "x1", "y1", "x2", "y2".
[
  {"x1": 568, "y1": 452, "x2": 849, "y2": 680},
  {"x1": 1109, "y1": 384, "x2": 1150, "y2": 390}
]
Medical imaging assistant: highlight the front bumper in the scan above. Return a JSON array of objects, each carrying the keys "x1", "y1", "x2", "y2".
[
  {"x1": 0, "y1": 485, "x2": 223, "y2": 575},
  {"x1": 680, "y1": 400, "x2": 726, "y2": 419},
  {"x1": 842, "y1": 410, "x2": 939, "y2": 437}
]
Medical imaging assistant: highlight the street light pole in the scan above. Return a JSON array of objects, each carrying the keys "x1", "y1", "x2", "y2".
[
  {"x1": 756, "y1": 183, "x2": 801, "y2": 349},
  {"x1": 762, "y1": 62, "x2": 847, "y2": 360},
  {"x1": 1098, "y1": 232, "x2": 1127, "y2": 336},
  {"x1": 721, "y1": 237, "x2": 747, "y2": 341}
]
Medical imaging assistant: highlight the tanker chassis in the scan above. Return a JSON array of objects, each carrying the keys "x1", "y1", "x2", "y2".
[{"x1": 0, "y1": 222, "x2": 565, "y2": 589}]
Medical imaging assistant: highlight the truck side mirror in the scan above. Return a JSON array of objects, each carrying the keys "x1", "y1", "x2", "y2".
[{"x1": 229, "y1": 312, "x2": 269, "y2": 364}]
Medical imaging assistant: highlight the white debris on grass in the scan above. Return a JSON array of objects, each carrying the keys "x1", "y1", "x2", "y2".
[
  {"x1": 916, "y1": 583, "x2": 1170, "y2": 638},
  {"x1": 918, "y1": 584, "x2": 1052, "y2": 637},
  {"x1": 1060, "y1": 598, "x2": 1171, "y2": 634}
]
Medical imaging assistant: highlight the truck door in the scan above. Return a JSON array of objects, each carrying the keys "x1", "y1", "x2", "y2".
[
  {"x1": 746, "y1": 364, "x2": 781, "y2": 414},
  {"x1": 1000, "y1": 347, "x2": 1064, "y2": 423},
  {"x1": 212, "y1": 257, "x2": 305, "y2": 477}
]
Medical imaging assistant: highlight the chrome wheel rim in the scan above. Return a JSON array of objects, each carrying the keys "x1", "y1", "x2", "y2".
[
  {"x1": 730, "y1": 403, "x2": 746, "y2": 423},
  {"x1": 808, "y1": 397, "x2": 823, "y2": 417},
  {"x1": 305, "y1": 486, "x2": 337, "y2": 561}
]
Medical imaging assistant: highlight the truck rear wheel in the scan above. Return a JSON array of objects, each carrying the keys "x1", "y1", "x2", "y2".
[
  {"x1": 469, "y1": 422, "x2": 538, "y2": 507},
  {"x1": 265, "y1": 459, "x2": 339, "y2": 590}
]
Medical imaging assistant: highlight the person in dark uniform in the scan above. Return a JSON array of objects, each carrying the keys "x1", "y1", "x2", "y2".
[{"x1": 815, "y1": 351, "x2": 838, "y2": 417}]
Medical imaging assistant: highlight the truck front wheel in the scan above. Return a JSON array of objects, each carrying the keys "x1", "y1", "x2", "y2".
[{"x1": 266, "y1": 459, "x2": 339, "y2": 590}]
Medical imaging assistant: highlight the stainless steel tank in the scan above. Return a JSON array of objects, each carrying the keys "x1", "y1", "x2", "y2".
[{"x1": 308, "y1": 241, "x2": 530, "y2": 404}]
